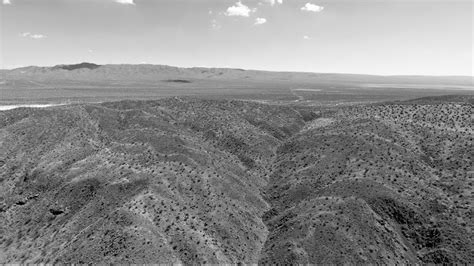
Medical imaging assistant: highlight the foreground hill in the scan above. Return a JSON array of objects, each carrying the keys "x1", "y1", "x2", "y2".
[
  {"x1": 0, "y1": 98, "x2": 308, "y2": 263},
  {"x1": 0, "y1": 95, "x2": 472, "y2": 263},
  {"x1": 260, "y1": 97, "x2": 472, "y2": 263}
]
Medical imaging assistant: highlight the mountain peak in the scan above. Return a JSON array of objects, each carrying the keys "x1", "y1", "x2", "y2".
[{"x1": 52, "y1": 62, "x2": 102, "y2": 71}]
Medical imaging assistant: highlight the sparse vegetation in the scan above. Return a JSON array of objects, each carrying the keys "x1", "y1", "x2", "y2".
[{"x1": 0, "y1": 95, "x2": 472, "y2": 264}]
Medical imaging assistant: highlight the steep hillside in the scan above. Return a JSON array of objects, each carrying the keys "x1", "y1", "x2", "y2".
[
  {"x1": 0, "y1": 96, "x2": 472, "y2": 263},
  {"x1": 0, "y1": 98, "x2": 309, "y2": 263},
  {"x1": 260, "y1": 96, "x2": 473, "y2": 264}
]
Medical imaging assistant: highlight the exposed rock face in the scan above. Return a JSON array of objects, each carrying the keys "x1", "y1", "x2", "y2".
[{"x1": 0, "y1": 96, "x2": 472, "y2": 263}]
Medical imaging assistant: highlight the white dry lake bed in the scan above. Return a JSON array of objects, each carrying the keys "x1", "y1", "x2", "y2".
[{"x1": 0, "y1": 103, "x2": 67, "y2": 111}]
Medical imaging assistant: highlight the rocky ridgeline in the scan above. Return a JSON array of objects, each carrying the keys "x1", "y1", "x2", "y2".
[{"x1": 0, "y1": 95, "x2": 472, "y2": 263}]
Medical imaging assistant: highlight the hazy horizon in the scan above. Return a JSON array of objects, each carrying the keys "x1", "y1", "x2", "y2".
[
  {"x1": 1, "y1": 0, "x2": 472, "y2": 76},
  {"x1": 2, "y1": 61, "x2": 474, "y2": 78}
]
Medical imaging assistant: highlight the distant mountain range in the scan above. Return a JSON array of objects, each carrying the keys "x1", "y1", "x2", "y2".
[{"x1": 1, "y1": 62, "x2": 472, "y2": 87}]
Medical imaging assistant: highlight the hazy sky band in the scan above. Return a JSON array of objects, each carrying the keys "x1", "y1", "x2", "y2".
[{"x1": 1, "y1": 0, "x2": 472, "y2": 75}]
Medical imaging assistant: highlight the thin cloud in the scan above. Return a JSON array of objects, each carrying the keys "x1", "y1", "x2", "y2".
[
  {"x1": 262, "y1": 0, "x2": 282, "y2": 6},
  {"x1": 255, "y1": 18, "x2": 267, "y2": 25},
  {"x1": 211, "y1": 19, "x2": 221, "y2": 30},
  {"x1": 303, "y1": 35, "x2": 311, "y2": 40},
  {"x1": 115, "y1": 0, "x2": 135, "y2": 5},
  {"x1": 30, "y1": 34, "x2": 46, "y2": 39},
  {"x1": 2, "y1": 0, "x2": 11, "y2": 5},
  {"x1": 301, "y1": 3, "x2": 324, "y2": 12},
  {"x1": 225, "y1": 1, "x2": 255, "y2": 17},
  {"x1": 19, "y1": 32, "x2": 47, "y2": 39}
]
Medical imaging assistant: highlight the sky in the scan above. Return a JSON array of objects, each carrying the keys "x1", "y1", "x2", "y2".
[{"x1": 0, "y1": 0, "x2": 472, "y2": 75}]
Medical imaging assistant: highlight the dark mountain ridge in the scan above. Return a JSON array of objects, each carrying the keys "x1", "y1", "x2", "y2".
[{"x1": 52, "y1": 62, "x2": 102, "y2": 71}]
